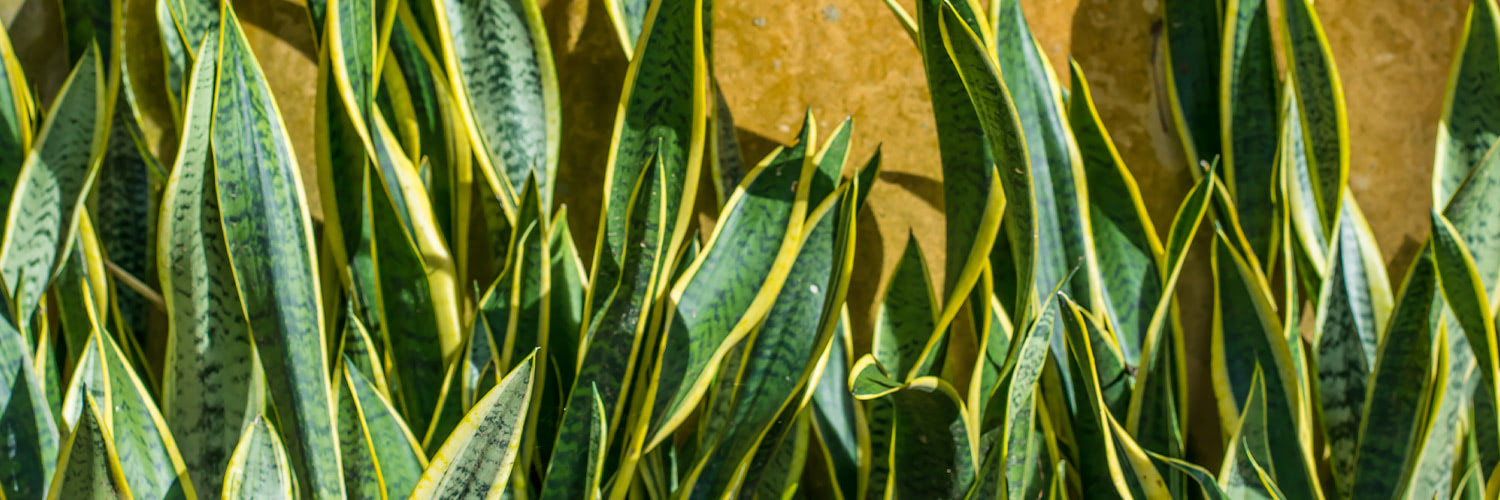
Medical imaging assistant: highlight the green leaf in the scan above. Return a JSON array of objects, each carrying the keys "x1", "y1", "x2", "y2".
[
  {"x1": 1311, "y1": 199, "x2": 1391, "y2": 497},
  {"x1": 810, "y1": 117, "x2": 853, "y2": 206},
  {"x1": 678, "y1": 184, "x2": 855, "y2": 498},
  {"x1": 854, "y1": 147, "x2": 882, "y2": 213},
  {"x1": 1431, "y1": 211, "x2": 1499, "y2": 398},
  {"x1": 1068, "y1": 59, "x2": 1164, "y2": 365},
  {"x1": 889, "y1": 377, "x2": 978, "y2": 498},
  {"x1": 60, "y1": 328, "x2": 197, "y2": 500},
  {"x1": 642, "y1": 119, "x2": 817, "y2": 449},
  {"x1": 1149, "y1": 451, "x2": 1229, "y2": 500},
  {"x1": 994, "y1": 0, "x2": 1100, "y2": 330},
  {"x1": 1, "y1": 302, "x2": 60, "y2": 499},
  {"x1": 222, "y1": 416, "x2": 296, "y2": 500},
  {"x1": 925, "y1": 0, "x2": 1011, "y2": 326},
  {"x1": 872, "y1": 233, "x2": 938, "y2": 378},
  {"x1": 159, "y1": 32, "x2": 263, "y2": 498},
  {"x1": 337, "y1": 300, "x2": 388, "y2": 397},
  {"x1": 0, "y1": 43, "x2": 108, "y2": 332},
  {"x1": 539, "y1": 154, "x2": 667, "y2": 498},
  {"x1": 584, "y1": 0, "x2": 705, "y2": 329},
  {"x1": 1278, "y1": 0, "x2": 1348, "y2": 238},
  {"x1": 431, "y1": 0, "x2": 560, "y2": 211},
  {"x1": 1218, "y1": 368, "x2": 1289, "y2": 500},
  {"x1": 1349, "y1": 248, "x2": 1444, "y2": 498},
  {"x1": 809, "y1": 310, "x2": 863, "y2": 500},
  {"x1": 211, "y1": 6, "x2": 344, "y2": 497},
  {"x1": 1434, "y1": 0, "x2": 1500, "y2": 206},
  {"x1": 547, "y1": 207, "x2": 587, "y2": 396},
  {"x1": 412, "y1": 353, "x2": 536, "y2": 500},
  {"x1": 337, "y1": 356, "x2": 428, "y2": 500},
  {"x1": 366, "y1": 144, "x2": 452, "y2": 440},
  {"x1": 605, "y1": 0, "x2": 651, "y2": 55},
  {"x1": 45, "y1": 395, "x2": 128, "y2": 500},
  {"x1": 1209, "y1": 230, "x2": 1321, "y2": 499},
  {"x1": 0, "y1": 25, "x2": 34, "y2": 175},
  {"x1": 751, "y1": 409, "x2": 812, "y2": 499},
  {"x1": 1161, "y1": 0, "x2": 1222, "y2": 166},
  {"x1": 1220, "y1": 0, "x2": 1281, "y2": 264},
  {"x1": 709, "y1": 80, "x2": 749, "y2": 209}
]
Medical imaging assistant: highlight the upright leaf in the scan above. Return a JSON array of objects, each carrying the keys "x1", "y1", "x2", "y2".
[
  {"x1": 1220, "y1": 0, "x2": 1280, "y2": 263},
  {"x1": 1161, "y1": 0, "x2": 1222, "y2": 166},
  {"x1": 211, "y1": 7, "x2": 343, "y2": 497},
  {"x1": 1279, "y1": 0, "x2": 1348, "y2": 237},
  {"x1": 0, "y1": 44, "x2": 108, "y2": 331},
  {"x1": 222, "y1": 416, "x2": 296, "y2": 500},
  {"x1": 431, "y1": 0, "x2": 560, "y2": 211},
  {"x1": 1434, "y1": 0, "x2": 1500, "y2": 206},
  {"x1": 872, "y1": 234, "x2": 938, "y2": 377},
  {"x1": 411, "y1": 354, "x2": 536, "y2": 500},
  {"x1": 45, "y1": 395, "x2": 128, "y2": 500},
  {"x1": 0, "y1": 24, "x2": 34, "y2": 174},
  {"x1": 336, "y1": 357, "x2": 428, "y2": 500}
]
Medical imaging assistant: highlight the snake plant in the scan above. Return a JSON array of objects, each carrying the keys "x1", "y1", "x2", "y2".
[{"x1": 0, "y1": 0, "x2": 1494, "y2": 498}]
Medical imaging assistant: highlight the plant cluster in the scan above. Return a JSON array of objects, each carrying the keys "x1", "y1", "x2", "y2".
[{"x1": 0, "y1": 0, "x2": 1497, "y2": 498}]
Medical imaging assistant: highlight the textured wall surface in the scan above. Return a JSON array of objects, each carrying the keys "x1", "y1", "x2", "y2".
[{"x1": 4, "y1": 0, "x2": 1476, "y2": 461}]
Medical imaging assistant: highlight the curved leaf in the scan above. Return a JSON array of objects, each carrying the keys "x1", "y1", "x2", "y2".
[
  {"x1": 1161, "y1": 0, "x2": 1222, "y2": 166},
  {"x1": 1279, "y1": 0, "x2": 1349, "y2": 237},
  {"x1": 337, "y1": 356, "x2": 427, "y2": 500},
  {"x1": 1220, "y1": 0, "x2": 1281, "y2": 263}
]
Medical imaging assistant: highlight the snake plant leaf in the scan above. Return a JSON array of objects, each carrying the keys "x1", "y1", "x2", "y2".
[
  {"x1": 0, "y1": 303, "x2": 59, "y2": 499},
  {"x1": 159, "y1": 32, "x2": 266, "y2": 498},
  {"x1": 1282, "y1": 85, "x2": 1332, "y2": 279},
  {"x1": 924, "y1": 0, "x2": 1012, "y2": 329},
  {"x1": 56, "y1": 212, "x2": 109, "y2": 367},
  {"x1": 337, "y1": 356, "x2": 428, "y2": 500},
  {"x1": 1149, "y1": 451, "x2": 1229, "y2": 500},
  {"x1": 751, "y1": 410, "x2": 812, "y2": 499},
  {"x1": 1435, "y1": 0, "x2": 1500, "y2": 206},
  {"x1": 548, "y1": 207, "x2": 587, "y2": 394},
  {"x1": 1311, "y1": 198, "x2": 1391, "y2": 496},
  {"x1": 890, "y1": 376, "x2": 978, "y2": 498},
  {"x1": 366, "y1": 149, "x2": 451, "y2": 438},
  {"x1": 1060, "y1": 297, "x2": 1169, "y2": 499},
  {"x1": 45, "y1": 395, "x2": 128, "y2": 500},
  {"x1": 1430, "y1": 211, "x2": 1500, "y2": 397},
  {"x1": 872, "y1": 233, "x2": 938, "y2": 378},
  {"x1": 975, "y1": 283, "x2": 1061, "y2": 498},
  {"x1": 709, "y1": 81, "x2": 748, "y2": 208},
  {"x1": 94, "y1": 102, "x2": 159, "y2": 353},
  {"x1": 0, "y1": 24, "x2": 34, "y2": 175},
  {"x1": 1349, "y1": 247, "x2": 1445, "y2": 498},
  {"x1": 1218, "y1": 368, "x2": 1288, "y2": 500},
  {"x1": 0, "y1": 43, "x2": 108, "y2": 333},
  {"x1": 60, "y1": 326, "x2": 196, "y2": 500},
  {"x1": 809, "y1": 309, "x2": 863, "y2": 500},
  {"x1": 1220, "y1": 0, "x2": 1281, "y2": 264},
  {"x1": 222, "y1": 415, "x2": 296, "y2": 500},
  {"x1": 994, "y1": 0, "x2": 1101, "y2": 327},
  {"x1": 431, "y1": 0, "x2": 559, "y2": 213},
  {"x1": 156, "y1": 0, "x2": 218, "y2": 107},
  {"x1": 642, "y1": 118, "x2": 817, "y2": 450},
  {"x1": 678, "y1": 185, "x2": 855, "y2": 498},
  {"x1": 210, "y1": 6, "x2": 344, "y2": 497},
  {"x1": 314, "y1": 46, "x2": 381, "y2": 344},
  {"x1": 327, "y1": 0, "x2": 387, "y2": 149},
  {"x1": 58, "y1": 0, "x2": 113, "y2": 67},
  {"x1": 412, "y1": 353, "x2": 536, "y2": 500},
  {"x1": 539, "y1": 156, "x2": 667, "y2": 499},
  {"x1": 811, "y1": 117, "x2": 853, "y2": 207},
  {"x1": 338, "y1": 300, "x2": 388, "y2": 397},
  {"x1": 1068, "y1": 59, "x2": 1164, "y2": 365},
  {"x1": 1210, "y1": 230, "x2": 1322, "y2": 499},
  {"x1": 585, "y1": 0, "x2": 706, "y2": 323},
  {"x1": 1278, "y1": 0, "x2": 1348, "y2": 238},
  {"x1": 605, "y1": 0, "x2": 650, "y2": 56},
  {"x1": 1161, "y1": 0, "x2": 1222, "y2": 166},
  {"x1": 862, "y1": 395, "x2": 895, "y2": 500},
  {"x1": 386, "y1": 6, "x2": 466, "y2": 244}
]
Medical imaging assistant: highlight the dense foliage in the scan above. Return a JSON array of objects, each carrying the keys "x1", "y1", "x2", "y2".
[{"x1": 0, "y1": 0, "x2": 1497, "y2": 498}]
